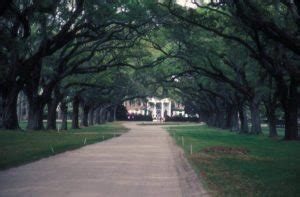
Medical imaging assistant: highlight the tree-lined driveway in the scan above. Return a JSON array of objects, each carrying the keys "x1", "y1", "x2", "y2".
[{"x1": 0, "y1": 122, "x2": 207, "y2": 197}]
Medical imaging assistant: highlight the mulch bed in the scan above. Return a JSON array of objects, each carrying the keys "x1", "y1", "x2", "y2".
[{"x1": 202, "y1": 146, "x2": 249, "y2": 155}]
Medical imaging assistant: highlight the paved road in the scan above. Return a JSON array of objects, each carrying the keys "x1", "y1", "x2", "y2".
[{"x1": 0, "y1": 122, "x2": 207, "y2": 197}]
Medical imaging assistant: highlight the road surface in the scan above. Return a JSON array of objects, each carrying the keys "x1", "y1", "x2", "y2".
[{"x1": 0, "y1": 122, "x2": 207, "y2": 197}]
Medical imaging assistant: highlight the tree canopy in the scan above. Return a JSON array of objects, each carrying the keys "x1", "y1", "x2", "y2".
[{"x1": 0, "y1": 0, "x2": 299, "y2": 140}]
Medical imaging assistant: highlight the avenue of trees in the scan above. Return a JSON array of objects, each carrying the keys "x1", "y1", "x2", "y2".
[
  {"x1": 0, "y1": 0, "x2": 165, "y2": 130},
  {"x1": 158, "y1": 0, "x2": 300, "y2": 140},
  {"x1": 0, "y1": 0, "x2": 299, "y2": 140}
]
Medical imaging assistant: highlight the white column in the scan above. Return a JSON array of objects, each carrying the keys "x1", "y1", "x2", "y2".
[
  {"x1": 161, "y1": 101, "x2": 164, "y2": 118},
  {"x1": 168, "y1": 101, "x2": 172, "y2": 117},
  {"x1": 153, "y1": 102, "x2": 156, "y2": 118}
]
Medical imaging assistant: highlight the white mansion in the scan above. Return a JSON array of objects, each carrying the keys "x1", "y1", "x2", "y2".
[{"x1": 124, "y1": 97, "x2": 186, "y2": 120}]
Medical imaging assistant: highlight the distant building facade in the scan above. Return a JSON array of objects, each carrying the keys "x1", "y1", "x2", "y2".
[{"x1": 124, "y1": 97, "x2": 185, "y2": 120}]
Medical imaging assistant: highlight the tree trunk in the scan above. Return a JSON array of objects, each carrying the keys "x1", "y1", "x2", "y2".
[
  {"x1": 225, "y1": 105, "x2": 239, "y2": 131},
  {"x1": 113, "y1": 105, "x2": 117, "y2": 121},
  {"x1": 88, "y1": 108, "x2": 94, "y2": 126},
  {"x1": 23, "y1": 100, "x2": 29, "y2": 121},
  {"x1": 27, "y1": 98, "x2": 45, "y2": 130},
  {"x1": 17, "y1": 93, "x2": 22, "y2": 122},
  {"x1": 25, "y1": 62, "x2": 45, "y2": 130},
  {"x1": 206, "y1": 112, "x2": 213, "y2": 126},
  {"x1": 0, "y1": 85, "x2": 20, "y2": 130},
  {"x1": 100, "y1": 107, "x2": 106, "y2": 124},
  {"x1": 238, "y1": 103, "x2": 249, "y2": 134},
  {"x1": 231, "y1": 111, "x2": 239, "y2": 131},
  {"x1": 0, "y1": 95, "x2": 3, "y2": 129},
  {"x1": 106, "y1": 110, "x2": 111, "y2": 122},
  {"x1": 93, "y1": 108, "x2": 97, "y2": 123},
  {"x1": 46, "y1": 98, "x2": 59, "y2": 130},
  {"x1": 81, "y1": 105, "x2": 89, "y2": 127},
  {"x1": 268, "y1": 111, "x2": 277, "y2": 137},
  {"x1": 95, "y1": 107, "x2": 101, "y2": 124},
  {"x1": 264, "y1": 102, "x2": 278, "y2": 137},
  {"x1": 224, "y1": 105, "x2": 234, "y2": 130},
  {"x1": 201, "y1": 112, "x2": 209, "y2": 124},
  {"x1": 283, "y1": 77, "x2": 298, "y2": 140},
  {"x1": 277, "y1": 76, "x2": 298, "y2": 140},
  {"x1": 214, "y1": 111, "x2": 222, "y2": 128},
  {"x1": 60, "y1": 101, "x2": 68, "y2": 130},
  {"x1": 46, "y1": 88, "x2": 63, "y2": 130},
  {"x1": 197, "y1": 112, "x2": 202, "y2": 122},
  {"x1": 72, "y1": 95, "x2": 80, "y2": 129},
  {"x1": 250, "y1": 98, "x2": 262, "y2": 134}
]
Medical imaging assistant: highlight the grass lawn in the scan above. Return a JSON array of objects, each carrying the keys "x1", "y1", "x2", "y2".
[
  {"x1": 0, "y1": 122, "x2": 128, "y2": 170},
  {"x1": 138, "y1": 121, "x2": 199, "y2": 126},
  {"x1": 168, "y1": 125, "x2": 300, "y2": 196}
]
